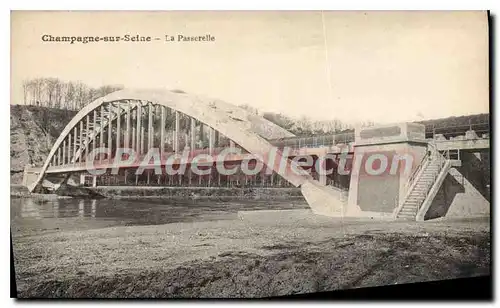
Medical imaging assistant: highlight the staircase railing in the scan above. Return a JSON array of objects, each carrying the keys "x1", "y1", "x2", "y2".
[
  {"x1": 394, "y1": 146, "x2": 431, "y2": 217},
  {"x1": 405, "y1": 151, "x2": 430, "y2": 192},
  {"x1": 414, "y1": 142, "x2": 447, "y2": 212}
]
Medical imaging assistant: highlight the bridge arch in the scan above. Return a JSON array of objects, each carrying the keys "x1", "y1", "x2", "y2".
[{"x1": 28, "y1": 88, "x2": 315, "y2": 192}]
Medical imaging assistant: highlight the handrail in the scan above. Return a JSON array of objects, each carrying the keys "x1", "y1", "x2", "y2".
[
  {"x1": 405, "y1": 140, "x2": 439, "y2": 189},
  {"x1": 395, "y1": 143, "x2": 432, "y2": 218},
  {"x1": 394, "y1": 156, "x2": 430, "y2": 218},
  {"x1": 395, "y1": 140, "x2": 447, "y2": 218},
  {"x1": 405, "y1": 151, "x2": 430, "y2": 190},
  {"x1": 414, "y1": 142, "x2": 447, "y2": 212}
]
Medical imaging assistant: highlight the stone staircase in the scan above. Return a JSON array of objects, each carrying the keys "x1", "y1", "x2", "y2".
[{"x1": 396, "y1": 144, "x2": 452, "y2": 221}]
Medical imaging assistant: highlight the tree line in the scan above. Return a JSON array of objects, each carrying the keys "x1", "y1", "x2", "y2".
[
  {"x1": 238, "y1": 104, "x2": 376, "y2": 136},
  {"x1": 20, "y1": 77, "x2": 375, "y2": 137},
  {"x1": 22, "y1": 77, "x2": 124, "y2": 110}
]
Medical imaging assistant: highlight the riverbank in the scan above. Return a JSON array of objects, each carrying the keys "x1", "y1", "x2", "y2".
[
  {"x1": 91, "y1": 186, "x2": 304, "y2": 201},
  {"x1": 10, "y1": 185, "x2": 73, "y2": 201},
  {"x1": 11, "y1": 210, "x2": 490, "y2": 298}
]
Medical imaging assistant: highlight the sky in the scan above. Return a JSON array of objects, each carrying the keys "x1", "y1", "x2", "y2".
[{"x1": 11, "y1": 10, "x2": 489, "y2": 125}]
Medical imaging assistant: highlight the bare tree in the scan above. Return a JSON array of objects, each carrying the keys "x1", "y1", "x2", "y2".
[
  {"x1": 19, "y1": 78, "x2": 355, "y2": 139},
  {"x1": 22, "y1": 80, "x2": 30, "y2": 105},
  {"x1": 30, "y1": 78, "x2": 45, "y2": 106},
  {"x1": 21, "y1": 77, "x2": 124, "y2": 110},
  {"x1": 64, "y1": 81, "x2": 76, "y2": 110},
  {"x1": 53, "y1": 80, "x2": 64, "y2": 109},
  {"x1": 44, "y1": 78, "x2": 59, "y2": 108},
  {"x1": 74, "y1": 81, "x2": 88, "y2": 109}
]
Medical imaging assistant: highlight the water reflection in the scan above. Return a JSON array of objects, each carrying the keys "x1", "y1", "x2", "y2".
[
  {"x1": 12, "y1": 198, "x2": 100, "y2": 219},
  {"x1": 11, "y1": 197, "x2": 308, "y2": 227}
]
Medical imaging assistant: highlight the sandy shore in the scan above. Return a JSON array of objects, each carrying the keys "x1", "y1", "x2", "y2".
[{"x1": 12, "y1": 210, "x2": 490, "y2": 298}]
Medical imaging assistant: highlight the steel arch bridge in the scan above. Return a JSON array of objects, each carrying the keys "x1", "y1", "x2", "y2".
[{"x1": 26, "y1": 89, "x2": 343, "y2": 215}]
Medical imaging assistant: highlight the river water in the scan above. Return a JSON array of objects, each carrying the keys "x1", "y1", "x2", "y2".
[{"x1": 10, "y1": 197, "x2": 309, "y2": 234}]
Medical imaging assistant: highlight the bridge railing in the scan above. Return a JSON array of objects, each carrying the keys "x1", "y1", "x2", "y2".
[
  {"x1": 270, "y1": 132, "x2": 355, "y2": 149},
  {"x1": 426, "y1": 121, "x2": 490, "y2": 140}
]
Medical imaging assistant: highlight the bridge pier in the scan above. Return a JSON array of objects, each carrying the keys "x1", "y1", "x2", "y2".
[{"x1": 22, "y1": 166, "x2": 39, "y2": 188}]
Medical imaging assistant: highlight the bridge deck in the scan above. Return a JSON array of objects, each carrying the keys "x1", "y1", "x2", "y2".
[{"x1": 26, "y1": 137, "x2": 488, "y2": 175}]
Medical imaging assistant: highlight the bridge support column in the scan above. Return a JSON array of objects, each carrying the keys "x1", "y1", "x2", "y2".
[
  {"x1": 125, "y1": 101, "x2": 131, "y2": 149},
  {"x1": 301, "y1": 180, "x2": 348, "y2": 217},
  {"x1": 92, "y1": 175, "x2": 97, "y2": 187},
  {"x1": 148, "y1": 103, "x2": 153, "y2": 150},
  {"x1": 83, "y1": 115, "x2": 89, "y2": 162},
  {"x1": 136, "y1": 103, "x2": 142, "y2": 155},
  {"x1": 63, "y1": 140, "x2": 66, "y2": 164},
  {"x1": 160, "y1": 106, "x2": 165, "y2": 155},
  {"x1": 73, "y1": 128, "x2": 78, "y2": 164},
  {"x1": 108, "y1": 105, "x2": 112, "y2": 159},
  {"x1": 132, "y1": 124, "x2": 136, "y2": 153},
  {"x1": 22, "y1": 167, "x2": 39, "y2": 187},
  {"x1": 345, "y1": 122, "x2": 428, "y2": 218},
  {"x1": 92, "y1": 110, "x2": 97, "y2": 155},
  {"x1": 79, "y1": 121, "x2": 83, "y2": 162},
  {"x1": 140, "y1": 125, "x2": 145, "y2": 155},
  {"x1": 100, "y1": 106, "x2": 105, "y2": 162},
  {"x1": 116, "y1": 104, "x2": 121, "y2": 152},
  {"x1": 68, "y1": 133, "x2": 72, "y2": 164}
]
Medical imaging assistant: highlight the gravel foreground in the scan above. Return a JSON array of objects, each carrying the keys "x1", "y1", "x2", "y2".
[{"x1": 12, "y1": 212, "x2": 490, "y2": 298}]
